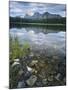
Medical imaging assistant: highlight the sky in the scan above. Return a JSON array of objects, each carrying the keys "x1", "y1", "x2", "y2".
[{"x1": 9, "y1": 1, "x2": 66, "y2": 17}]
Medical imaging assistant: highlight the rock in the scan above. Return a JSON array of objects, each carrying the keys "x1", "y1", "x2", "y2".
[
  {"x1": 29, "y1": 52, "x2": 34, "y2": 57},
  {"x1": 55, "y1": 73, "x2": 61, "y2": 81},
  {"x1": 11, "y1": 62, "x2": 20, "y2": 68},
  {"x1": 42, "y1": 78, "x2": 48, "y2": 85},
  {"x1": 63, "y1": 77, "x2": 66, "y2": 84},
  {"x1": 26, "y1": 75, "x2": 37, "y2": 86},
  {"x1": 38, "y1": 60, "x2": 45, "y2": 68},
  {"x1": 14, "y1": 59, "x2": 19, "y2": 62},
  {"x1": 48, "y1": 75, "x2": 53, "y2": 81},
  {"x1": 38, "y1": 71, "x2": 46, "y2": 79},
  {"x1": 27, "y1": 65, "x2": 37, "y2": 74},
  {"x1": 36, "y1": 81, "x2": 43, "y2": 87},
  {"x1": 30, "y1": 60, "x2": 38, "y2": 67},
  {"x1": 32, "y1": 69, "x2": 37, "y2": 74},
  {"x1": 27, "y1": 66, "x2": 32, "y2": 72},
  {"x1": 24, "y1": 71, "x2": 32, "y2": 79},
  {"x1": 18, "y1": 69, "x2": 24, "y2": 76},
  {"x1": 52, "y1": 56, "x2": 59, "y2": 63},
  {"x1": 17, "y1": 80, "x2": 26, "y2": 88}
]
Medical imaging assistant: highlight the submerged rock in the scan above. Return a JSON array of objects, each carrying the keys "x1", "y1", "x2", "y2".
[
  {"x1": 29, "y1": 52, "x2": 34, "y2": 58},
  {"x1": 27, "y1": 66, "x2": 32, "y2": 72},
  {"x1": 14, "y1": 59, "x2": 20, "y2": 62},
  {"x1": 48, "y1": 75, "x2": 54, "y2": 81},
  {"x1": 42, "y1": 78, "x2": 48, "y2": 85},
  {"x1": 24, "y1": 71, "x2": 32, "y2": 79},
  {"x1": 17, "y1": 80, "x2": 26, "y2": 88},
  {"x1": 18, "y1": 69, "x2": 24, "y2": 76},
  {"x1": 11, "y1": 62, "x2": 20, "y2": 68},
  {"x1": 30, "y1": 60, "x2": 38, "y2": 67},
  {"x1": 55, "y1": 73, "x2": 61, "y2": 81},
  {"x1": 26, "y1": 75, "x2": 37, "y2": 86},
  {"x1": 36, "y1": 81, "x2": 43, "y2": 87}
]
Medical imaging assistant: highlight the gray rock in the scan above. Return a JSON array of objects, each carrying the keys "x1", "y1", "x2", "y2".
[
  {"x1": 11, "y1": 62, "x2": 20, "y2": 68},
  {"x1": 18, "y1": 69, "x2": 24, "y2": 76},
  {"x1": 14, "y1": 59, "x2": 19, "y2": 62},
  {"x1": 24, "y1": 71, "x2": 32, "y2": 79},
  {"x1": 27, "y1": 66, "x2": 32, "y2": 72},
  {"x1": 36, "y1": 81, "x2": 43, "y2": 87},
  {"x1": 30, "y1": 60, "x2": 38, "y2": 66},
  {"x1": 42, "y1": 78, "x2": 48, "y2": 85},
  {"x1": 26, "y1": 75, "x2": 37, "y2": 86},
  {"x1": 55, "y1": 73, "x2": 61, "y2": 81},
  {"x1": 29, "y1": 52, "x2": 34, "y2": 57},
  {"x1": 63, "y1": 77, "x2": 66, "y2": 83},
  {"x1": 48, "y1": 75, "x2": 53, "y2": 81},
  {"x1": 17, "y1": 80, "x2": 26, "y2": 88}
]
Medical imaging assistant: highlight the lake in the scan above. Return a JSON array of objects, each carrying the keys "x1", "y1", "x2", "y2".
[
  {"x1": 9, "y1": 26, "x2": 66, "y2": 88},
  {"x1": 10, "y1": 26, "x2": 66, "y2": 58}
]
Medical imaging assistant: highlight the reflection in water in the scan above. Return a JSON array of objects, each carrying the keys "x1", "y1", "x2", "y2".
[
  {"x1": 10, "y1": 27, "x2": 66, "y2": 57},
  {"x1": 9, "y1": 27, "x2": 66, "y2": 88}
]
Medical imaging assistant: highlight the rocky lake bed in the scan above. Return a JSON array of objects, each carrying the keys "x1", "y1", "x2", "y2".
[{"x1": 9, "y1": 27, "x2": 66, "y2": 89}]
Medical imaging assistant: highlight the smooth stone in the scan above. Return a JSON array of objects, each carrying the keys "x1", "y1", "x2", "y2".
[
  {"x1": 27, "y1": 66, "x2": 32, "y2": 72},
  {"x1": 11, "y1": 62, "x2": 20, "y2": 68},
  {"x1": 26, "y1": 75, "x2": 37, "y2": 86},
  {"x1": 14, "y1": 59, "x2": 19, "y2": 62}
]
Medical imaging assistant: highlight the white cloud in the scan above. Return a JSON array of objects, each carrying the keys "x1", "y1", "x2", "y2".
[{"x1": 9, "y1": 1, "x2": 66, "y2": 17}]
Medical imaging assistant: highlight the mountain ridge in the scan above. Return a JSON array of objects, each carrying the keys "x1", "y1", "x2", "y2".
[{"x1": 24, "y1": 12, "x2": 62, "y2": 19}]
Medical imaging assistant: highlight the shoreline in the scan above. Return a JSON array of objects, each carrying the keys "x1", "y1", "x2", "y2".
[{"x1": 10, "y1": 22, "x2": 65, "y2": 26}]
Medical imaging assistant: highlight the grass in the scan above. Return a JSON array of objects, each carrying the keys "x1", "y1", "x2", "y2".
[{"x1": 9, "y1": 36, "x2": 30, "y2": 61}]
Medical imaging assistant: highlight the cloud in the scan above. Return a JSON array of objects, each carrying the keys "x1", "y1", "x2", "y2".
[{"x1": 9, "y1": 1, "x2": 66, "y2": 17}]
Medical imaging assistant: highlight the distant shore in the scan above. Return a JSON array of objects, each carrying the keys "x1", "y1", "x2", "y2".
[{"x1": 10, "y1": 22, "x2": 65, "y2": 26}]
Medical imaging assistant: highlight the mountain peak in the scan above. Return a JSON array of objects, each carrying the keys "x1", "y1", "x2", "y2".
[
  {"x1": 24, "y1": 12, "x2": 62, "y2": 19},
  {"x1": 34, "y1": 12, "x2": 40, "y2": 15},
  {"x1": 43, "y1": 12, "x2": 50, "y2": 15}
]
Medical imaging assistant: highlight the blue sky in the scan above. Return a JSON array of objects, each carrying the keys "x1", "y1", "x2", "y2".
[{"x1": 9, "y1": 1, "x2": 66, "y2": 17}]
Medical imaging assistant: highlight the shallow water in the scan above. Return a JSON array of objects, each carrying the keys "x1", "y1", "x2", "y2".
[{"x1": 10, "y1": 27, "x2": 66, "y2": 57}]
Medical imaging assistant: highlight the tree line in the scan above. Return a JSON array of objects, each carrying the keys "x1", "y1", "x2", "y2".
[{"x1": 10, "y1": 17, "x2": 66, "y2": 24}]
